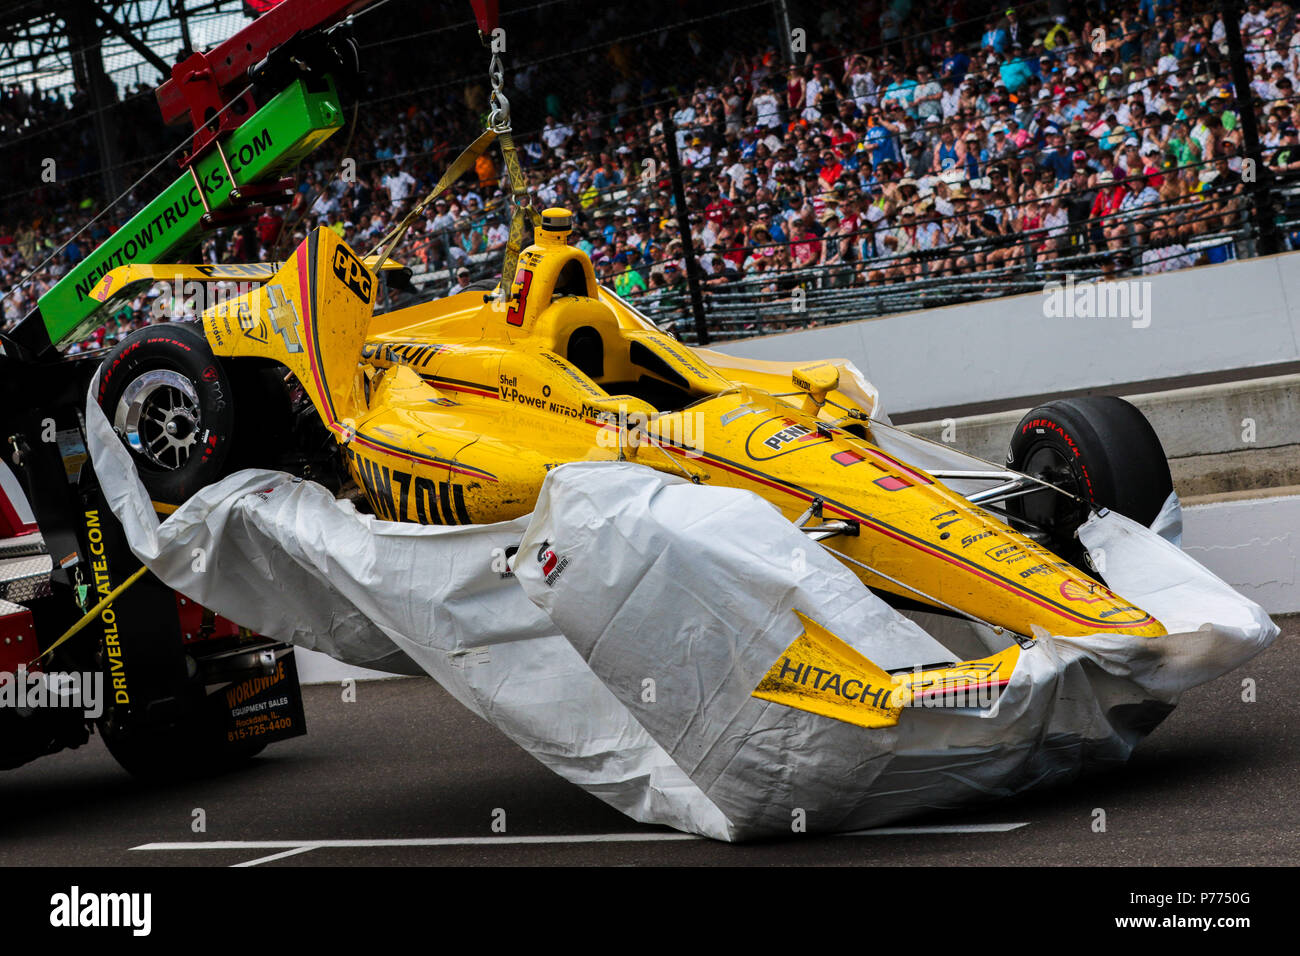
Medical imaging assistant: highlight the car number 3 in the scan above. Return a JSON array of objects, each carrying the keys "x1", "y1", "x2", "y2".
[{"x1": 506, "y1": 270, "x2": 534, "y2": 327}]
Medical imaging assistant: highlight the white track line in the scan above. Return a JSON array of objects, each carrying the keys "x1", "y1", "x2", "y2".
[
  {"x1": 133, "y1": 821, "x2": 1030, "y2": 865},
  {"x1": 838, "y1": 823, "x2": 1029, "y2": 836},
  {"x1": 133, "y1": 833, "x2": 702, "y2": 853},
  {"x1": 230, "y1": 846, "x2": 319, "y2": 868}
]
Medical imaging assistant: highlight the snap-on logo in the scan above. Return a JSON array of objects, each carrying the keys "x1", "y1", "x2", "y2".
[{"x1": 536, "y1": 539, "x2": 569, "y2": 586}]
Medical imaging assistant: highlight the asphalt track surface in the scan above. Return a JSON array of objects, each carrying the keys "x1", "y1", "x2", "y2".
[{"x1": 2, "y1": 615, "x2": 1296, "y2": 868}]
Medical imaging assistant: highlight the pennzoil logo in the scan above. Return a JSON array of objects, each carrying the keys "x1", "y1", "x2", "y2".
[
  {"x1": 745, "y1": 416, "x2": 829, "y2": 461},
  {"x1": 343, "y1": 447, "x2": 472, "y2": 524},
  {"x1": 536, "y1": 539, "x2": 570, "y2": 586},
  {"x1": 332, "y1": 244, "x2": 373, "y2": 303}
]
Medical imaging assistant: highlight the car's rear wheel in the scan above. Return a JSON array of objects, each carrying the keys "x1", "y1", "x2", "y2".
[
  {"x1": 96, "y1": 322, "x2": 290, "y2": 507},
  {"x1": 1006, "y1": 395, "x2": 1172, "y2": 570}
]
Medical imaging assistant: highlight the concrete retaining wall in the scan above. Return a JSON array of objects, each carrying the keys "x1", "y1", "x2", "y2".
[
  {"x1": 905, "y1": 374, "x2": 1300, "y2": 464},
  {"x1": 1182, "y1": 493, "x2": 1300, "y2": 617},
  {"x1": 717, "y1": 251, "x2": 1300, "y2": 416}
]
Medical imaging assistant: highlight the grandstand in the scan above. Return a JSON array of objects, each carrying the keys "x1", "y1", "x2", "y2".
[{"x1": 2, "y1": 0, "x2": 1298, "y2": 348}]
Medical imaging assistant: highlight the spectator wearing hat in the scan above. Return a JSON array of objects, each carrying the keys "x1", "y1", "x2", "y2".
[
  {"x1": 914, "y1": 196, "x2": 952, "y2": 275},
  {"x1": 843, "y1": 55, "x2": 878, "y2": 112},
  {"x1": 913, "y1": 65, "x2": 943, "y2": 123},
  {"x1": 884, "y1": 203, "x2": 925, "y2": 279},
  {"x1": 613, "y1": 250, "x2": 648, "y2": 297},
  {"x1": 960, "y1": 129, "x2": 987, "y2": 179},
  {"x1": 1270, "y1": 126, "x2": 1300, "y2": 172},
  {"x1": 984, "y1": 124, "x2": 1015, "y2": 164},
  {"x1": 1104, "y1": 170, "x2": 1160, "y2": 249},
  {"x1": 1139, "y1": 142, "x2": 1167, "y2": 189},
  {"x1": 788, "y1": 208, "x2": 824, "y2": 269},
  {"x1": 447, "y1": 265, "x2": 473, "y2": 297}
]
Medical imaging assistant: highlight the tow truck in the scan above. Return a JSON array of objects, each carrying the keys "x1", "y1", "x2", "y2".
[{"x1": 0, "y1": 0, "x2": 500, "y2": 775}]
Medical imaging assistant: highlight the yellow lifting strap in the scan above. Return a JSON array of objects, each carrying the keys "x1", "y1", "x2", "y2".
[
  {"x1": 367, "y1": 128, "x2": 500, "y2": 273},
  {"x1": 33, "y1": 564, "x2": 149, "y2": 665},
  {"x1": 497, "y1": 126, "x2": 540, "y2": 288}
]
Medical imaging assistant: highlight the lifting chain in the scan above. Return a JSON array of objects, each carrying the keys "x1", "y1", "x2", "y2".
[
  {"x1": 485, "y1": 47, "x2": 538, "y2": 289},
  {"x1": 487, "y1": 52, "x2": 511, "y2": 133}
]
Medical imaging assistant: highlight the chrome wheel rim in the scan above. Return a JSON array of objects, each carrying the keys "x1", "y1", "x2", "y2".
[{"x1": 113, "y1": 370, "x2": 202, "y2": 471}]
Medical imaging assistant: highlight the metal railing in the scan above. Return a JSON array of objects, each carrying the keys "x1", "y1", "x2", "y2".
[{"x1": 636, "y1": 196, "x2": 1253, "y2": 342}]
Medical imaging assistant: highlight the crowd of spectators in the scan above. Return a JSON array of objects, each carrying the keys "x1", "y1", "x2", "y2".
[
  {"x1": 525, "y1": 1, "x2": 1300, "y2": 332},
  {"x1": 5, "y1": 0, "x2": 1300, "y2": 347}
]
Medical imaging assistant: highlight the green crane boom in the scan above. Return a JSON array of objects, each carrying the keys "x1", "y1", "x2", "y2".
[{"x1": 37, "y1": 76, "x2": 345, "y2": 348}]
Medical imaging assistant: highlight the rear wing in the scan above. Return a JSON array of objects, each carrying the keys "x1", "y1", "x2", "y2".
[
  {"x1": 73, "y1": 255, "x2": 406, "y2": 332},
  {"x1": 201, "y1": 227, "x2": 375, "y2": 432}
]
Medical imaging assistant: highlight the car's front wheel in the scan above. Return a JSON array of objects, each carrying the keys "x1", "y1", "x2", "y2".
[{"x1": 1006, "y1": 395, "x2": 1172, "y2": 569}]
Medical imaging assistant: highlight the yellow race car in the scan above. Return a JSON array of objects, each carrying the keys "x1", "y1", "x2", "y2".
[{"x1": 93, "y1": 208, "x2": 1175, "y2": 652}]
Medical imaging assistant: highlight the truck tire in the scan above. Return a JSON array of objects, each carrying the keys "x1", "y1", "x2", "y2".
[{"x1": 99, "y1": 717, "x2": 265, "y2": 781}]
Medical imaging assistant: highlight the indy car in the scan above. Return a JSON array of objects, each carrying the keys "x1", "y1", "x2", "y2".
[{"x1": 88, "y1": 213, "x2": 1175, "y2": 667}]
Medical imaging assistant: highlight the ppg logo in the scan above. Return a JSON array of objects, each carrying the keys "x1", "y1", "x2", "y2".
[{"x1": 332, "y1": 245, "x2": 374, "y2": 303}]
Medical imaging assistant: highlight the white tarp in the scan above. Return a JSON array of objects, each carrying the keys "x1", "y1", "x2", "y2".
[{"x1": 84, "y1": 385, "x2": 1277, "y2": 841}]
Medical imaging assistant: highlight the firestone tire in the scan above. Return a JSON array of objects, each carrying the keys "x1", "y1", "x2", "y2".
[
  {"x1": 96, "y1": 323, "x2": 237, "y2": 507},
  {"x1": 96, "y1": 323, "x2": 291, "y2": 507},
  {"x1": 1006, "y1": 395, "x2": 1172, "y2": 565}
]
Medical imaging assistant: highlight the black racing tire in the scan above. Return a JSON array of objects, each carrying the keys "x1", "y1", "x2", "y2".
[
  {"x1": 96, "y1": 323, "x2": 290, "y2": 507},
  {"x1": 96, "y1": 322, "x2": 235, "y2": 506},
  {"x1": 1006, "y1": 396, "x2": 1172, "y2": 565}
]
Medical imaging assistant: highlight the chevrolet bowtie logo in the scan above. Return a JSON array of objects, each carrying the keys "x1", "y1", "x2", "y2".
[{"x1": 265, "y1": 283, "x2": 303, "y2": 353}]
